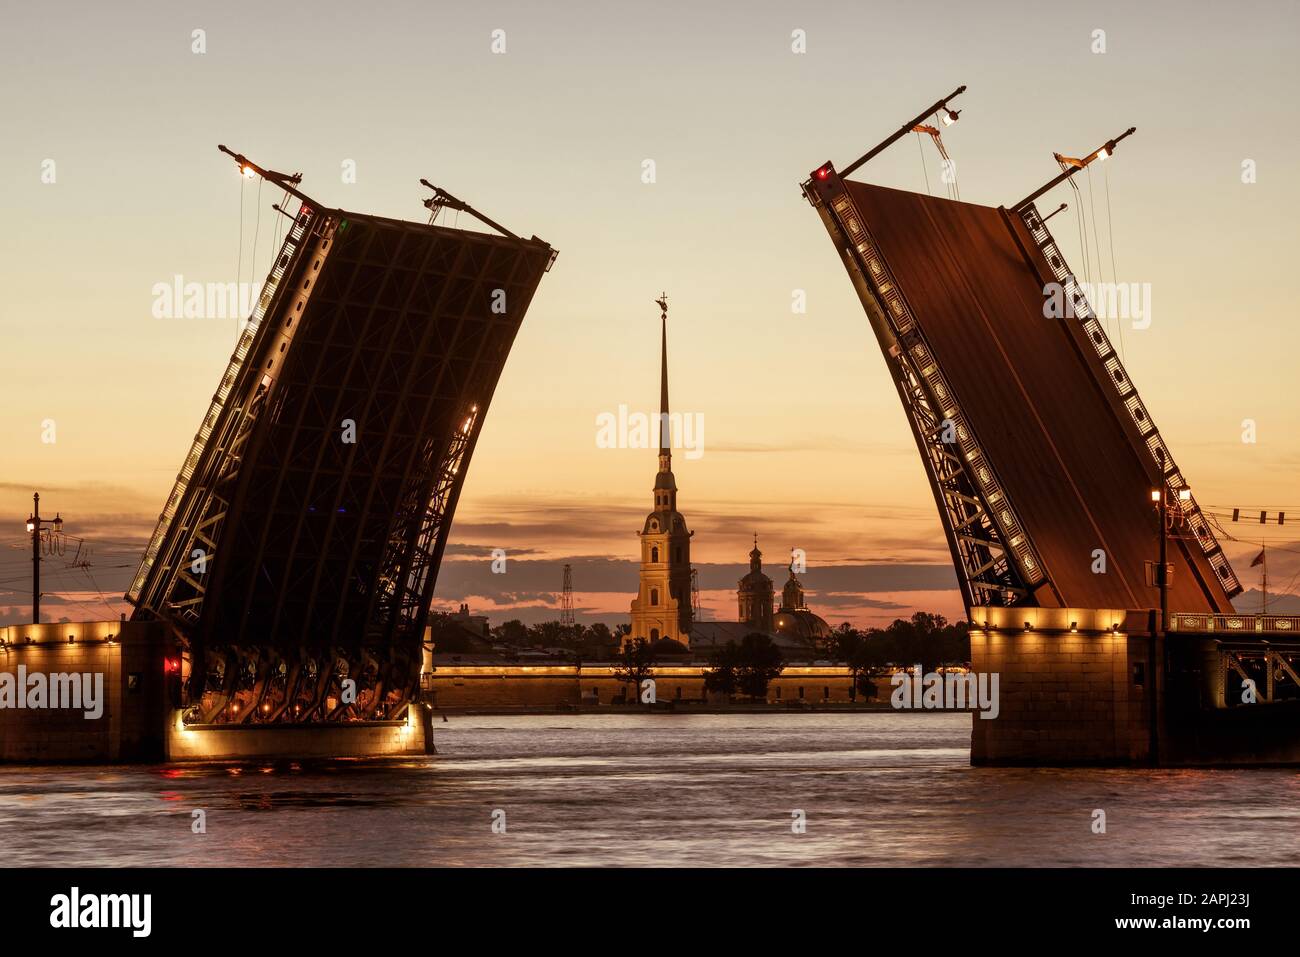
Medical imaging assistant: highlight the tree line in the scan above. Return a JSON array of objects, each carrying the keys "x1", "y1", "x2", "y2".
[
  {"x1": 430, "y1": 610, "x2": 968, "y2": 670},
  {"x1": 608, "y1": 612, "x2": 970, "y2": 703},
  {"x1": 428, "y1": 615, "x2": 627, "y2": 657}
]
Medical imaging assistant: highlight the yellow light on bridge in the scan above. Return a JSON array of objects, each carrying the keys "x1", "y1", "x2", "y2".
[{"x1": 1150, "y1": 490, "x2": 1161, "y2": 502}]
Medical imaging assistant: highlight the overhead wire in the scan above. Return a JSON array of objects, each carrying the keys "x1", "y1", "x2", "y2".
[
  {"x1": 912, "y1": 116, "x2": 960, "y2": 202},
  {"x1": 237, "y1": 175, "x2": 245, "y2": 338},
  {"x1": 1086, "y1": 167, "x2": 1105, "y2": 287},
  {"x1": 1063, "y1": 165, "x2": 1096, "y2": 336},
  {"x1": 1204, "y1": 512, "x2": 1300, "y2": 556},
  {"x1": 79, "y1": 565, "x2": 112, "y2": 612},
  {"x1": 38, "y1": 565, "x2": 116, "y2": 619},
  {"x1": 1103, "y1": 162, "x2": 1125, "y2": 362},
  {"x1": 916, "y1": 131, "x2": 931, "y2": 195},
  {"x1": 939, "y1": 112, "x2": 960, "y2": 203},
  {"x1": 249, "y1": 176, "x2": 264, "y2": 317}
]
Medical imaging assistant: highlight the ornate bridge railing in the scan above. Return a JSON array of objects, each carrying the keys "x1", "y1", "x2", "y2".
[{"x1": 1169, "y1": 613, "x2": 1300, "y2": 635}]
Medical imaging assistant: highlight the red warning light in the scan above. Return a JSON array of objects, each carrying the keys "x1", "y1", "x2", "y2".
[
  {"x1": 164, "y1": 657, "x2": 180, "y2": 674},
  {"x1": 815, "y1": 164, "x2": 832, "y2": 180}
]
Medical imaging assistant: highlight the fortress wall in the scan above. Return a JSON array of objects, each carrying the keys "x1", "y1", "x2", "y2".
[{"x1": 424, "y1": 665, "x2": 881, "y2": 710}]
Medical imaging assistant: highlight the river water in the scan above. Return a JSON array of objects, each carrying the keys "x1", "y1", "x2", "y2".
[{"x1": 1, "y1": 713, "x2": 1296, "y2": 867}]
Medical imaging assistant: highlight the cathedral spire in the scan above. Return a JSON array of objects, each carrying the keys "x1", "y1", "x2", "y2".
[
  {"x1": 651, "y1": 293, "x2": 677, "y2": 512},
  {"x1": 630, "y1": 292, "x2": 693, "y2": 650},
  {"x1": 656, "y1": 292, "x2": 671, "y2": 467}
]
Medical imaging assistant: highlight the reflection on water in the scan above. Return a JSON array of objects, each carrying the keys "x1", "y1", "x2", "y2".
[{"x1": 1, "y1": 713, "x2": 1296, "y2": 867}]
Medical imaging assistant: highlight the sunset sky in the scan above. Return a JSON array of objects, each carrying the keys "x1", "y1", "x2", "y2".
[{"x1": 2, "y1": 0, "x2": 1298, "y2": 628}]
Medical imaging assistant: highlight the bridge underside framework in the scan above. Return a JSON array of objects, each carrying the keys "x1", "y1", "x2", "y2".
[
  {"x1": 128, "y1": 199, "x2": 554, "y2": 725},
  {"x1": 804, "y1": 172, "x2": 1241, "y2": 614}
]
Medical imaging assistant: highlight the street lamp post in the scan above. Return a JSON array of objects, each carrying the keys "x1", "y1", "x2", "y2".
[
  {"x1": 1148, "y1": 451, "x2": 1175, "y2": 769},
  {"x1": 1158, "y1": 476, "x2": 1169, "y2": 633},
  {"x1": 1149, "y1": 449, "x2": 1192, "y2": 635},
  {"x1": 24, "y1": 492, "x2": 63, "y2": 625}
]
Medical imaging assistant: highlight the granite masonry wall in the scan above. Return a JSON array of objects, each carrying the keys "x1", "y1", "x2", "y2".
[
  {"x1": 0, "y1": 620, "x2": 170, "y2": 762},
  {"x1": 968, "y1": 608, "x2": 1155, "y2": 766}
]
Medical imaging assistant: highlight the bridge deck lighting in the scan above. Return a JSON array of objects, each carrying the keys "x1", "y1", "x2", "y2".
[{"x1": 1150, "y1": 490, "x2": 1161, "y2": 502}]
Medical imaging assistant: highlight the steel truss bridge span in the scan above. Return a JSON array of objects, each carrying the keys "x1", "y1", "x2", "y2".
[
  {"x1": 128, "y1": 193, "x2": 555, "y2": 726},
  {"x1": 803, "y1": 169, "x2": 1240, "y2": 614}
]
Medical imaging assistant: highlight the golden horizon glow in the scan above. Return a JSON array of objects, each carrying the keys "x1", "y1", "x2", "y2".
[{"x1": 2, "y1": 2, "x2": 1298, "y2": 629}]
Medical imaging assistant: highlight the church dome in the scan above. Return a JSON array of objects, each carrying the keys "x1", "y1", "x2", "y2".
[
  {"x1": 773, "y1": 608, "x2": 832, "y2": 643},
  {"x1": 649, "y1": 637, "x2": 690, "y2": 656}
]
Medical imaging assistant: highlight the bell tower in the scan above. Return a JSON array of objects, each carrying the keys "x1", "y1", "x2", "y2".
[{"x1": 628, "y1": 294, "x2": 694, "y2": 648}]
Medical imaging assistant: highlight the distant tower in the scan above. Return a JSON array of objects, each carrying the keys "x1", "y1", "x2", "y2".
[
  {"x1": 691, "y1": 567, "x2": 703, "y2": 622},
  {"x1": 737, "y1": 534, "x2": 775, "y2": 631},
  {"x1": 629, "y1": 294, "x2": 694, "y2": 648},
  {"x1": 779, "y1": 560, "x2": 808, "y2": 613},
  {"x1": 561, "y1": 563, "x2": 575, "y2": 629}
]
